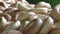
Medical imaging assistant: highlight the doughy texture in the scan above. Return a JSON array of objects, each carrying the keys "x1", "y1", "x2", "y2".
[{"x1": 9, "y1": 30, "x2": 22, "y2": 34}]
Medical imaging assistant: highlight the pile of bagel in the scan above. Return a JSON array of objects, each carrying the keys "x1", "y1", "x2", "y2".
[{"x1": 0, "y1": 0, "x2": 60, "y2": 34}]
